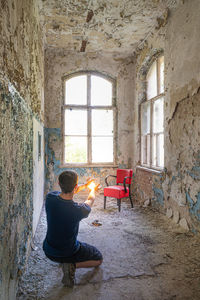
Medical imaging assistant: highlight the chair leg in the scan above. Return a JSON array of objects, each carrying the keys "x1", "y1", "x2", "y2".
[
  {"x1": 129, "y1": 194, "x2": 133, "y2": 208},
  {"x1": 104, "y1": 196, "x2": 106, "y2": 209},
  {"x1": 117, "y1": 199, "x2": 121, "y2": 212}
]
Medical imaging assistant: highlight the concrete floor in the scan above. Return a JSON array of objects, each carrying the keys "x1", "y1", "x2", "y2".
[{"x1": 17, "y1": 193, "x2": 200, "y2": 300}]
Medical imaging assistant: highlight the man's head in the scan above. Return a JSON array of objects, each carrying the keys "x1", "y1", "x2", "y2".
[{"x1": 58, "y1": 170, "x2": 78, "y2": 194}]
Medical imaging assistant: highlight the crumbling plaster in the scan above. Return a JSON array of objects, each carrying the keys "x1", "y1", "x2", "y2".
[
  {"x1": 134, "y1": 0, "x2": 200, "y2": 232},
  {"x1": 39, "y1": 0, "x2": 179, "y2": 58},
  {"x1": 0, "y1": 0, "x2": 45, "y2": 120},
  {"x1": 44, "y1": 49, "x2": 135, "y2": 190},
  {"x1": 0, "y1": 1, "x2": 44, "y2": 299}
]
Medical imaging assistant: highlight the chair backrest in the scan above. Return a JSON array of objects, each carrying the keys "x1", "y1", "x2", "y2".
[{"x1": 116, "y1": 169, "x2": 133, "y2": 185}]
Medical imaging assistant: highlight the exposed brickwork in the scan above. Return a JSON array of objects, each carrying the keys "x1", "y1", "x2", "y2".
[{"x1": 134, "y1": 168, "x2": 153, "y2": 204}]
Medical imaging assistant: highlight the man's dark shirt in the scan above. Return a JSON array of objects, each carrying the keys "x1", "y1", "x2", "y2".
[{"x1": 43, "y1": 191, "x2": 91, "y2": 257}]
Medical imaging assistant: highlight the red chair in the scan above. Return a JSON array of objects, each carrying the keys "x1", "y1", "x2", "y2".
[{"x1": 104, "y1": 169, "x2": 133, "y2": 212}]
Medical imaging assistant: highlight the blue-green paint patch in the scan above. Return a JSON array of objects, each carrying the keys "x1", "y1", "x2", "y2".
[
  {"x1": 118, "y1": 163, "x2": 127, "y2": 169},
  {"x1": 191, "y1": 227, "x2": 198, "y2": 234},
  {"x1": 186, "y1": 190, "x2": 200, "y2": 221},
  {"x1": 152, "y1": 186, "x2": 164, "y2": 206},
  {"x1": 187, "y1": 166, "x2": 200, "y2": 180}
]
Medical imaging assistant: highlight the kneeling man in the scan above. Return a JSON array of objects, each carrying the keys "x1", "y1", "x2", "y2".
[{"x1": 43, "y1": 170, "x2": 103, "y2": 287}]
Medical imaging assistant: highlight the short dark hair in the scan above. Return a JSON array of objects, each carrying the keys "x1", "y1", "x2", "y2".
[{"x1": 58, "y1": 170, "x2": 78, "y2": 193}]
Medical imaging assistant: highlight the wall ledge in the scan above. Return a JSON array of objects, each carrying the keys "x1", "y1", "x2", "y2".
[
  {"x1": 59, "y1": 164, "x2": 119, "y2": 168},
  {"x1": 136, "y1": 165, "x2": 164, "y2": 175}
]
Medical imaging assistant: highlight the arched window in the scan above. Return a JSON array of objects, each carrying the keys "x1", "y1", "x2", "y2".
[
  {"x1": 141, "y1": 55, "x2": 164, "y2": 169},
  {"x1": 63, "y1": 72, "x2": 116, "y2": 165}
]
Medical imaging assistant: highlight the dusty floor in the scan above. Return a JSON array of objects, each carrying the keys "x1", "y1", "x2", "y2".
[{"x1": 17, "y1": 193, "x2": 200, "y2": 300}]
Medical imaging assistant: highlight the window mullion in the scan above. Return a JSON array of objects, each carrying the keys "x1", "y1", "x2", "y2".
[{"x1": 87, "y1": 75, "x2": 92, "y2": 164}]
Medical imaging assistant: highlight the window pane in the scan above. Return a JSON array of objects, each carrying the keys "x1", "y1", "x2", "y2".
[
  {"x1": 152, "y1": 134, "x2": 164, "y2": 168},
  {"x1": 147, "y1": 61, "x2": 157, "y2": 100},
  {"x1": 141, "y1": 136, "x2": 147, "y2": 165},
  {"x1": 92, "y1": 109, "x2": 113, "y2": 136},
  {"x1": 91, "y1": 75, "x2": 112, "y2": 106},
  {"x1": 153, "y1": 97, "x2": 164, "y2": 133},
  {"x1": 141, "y1": 102, "x2": 150, "y2": 134},
  {"x1": 159, "y1": 56, "x2": 164, "y2": 94},
  {"x1": 92, "y1": 137, "x2": 113, "y2": 162},
  {"x1": 65, "y1": 136, "x2": 87, "y2": 163},
  {"x1": 152, "y1": 134, "x2": 157, "y2": 167},
  {"x1": 147, "y1": 134, "x2": 150, "y2": 166},
  {"x1": 65, "y1": 109, "x2": 87, "y2": 135},
  {"x1": 65, "y1": 75, "x2": 87, "y2": 105},
  {"x1": 158, "y1": 133, "x2": 164, "y2": 167},
  {"x1": 141, "y1": 135, "x2": 150, "y2": 165}
]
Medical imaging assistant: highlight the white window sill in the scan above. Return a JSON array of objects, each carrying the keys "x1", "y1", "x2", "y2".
[
  {"x1": 59, "y1": 164, "x2": 119, "y2": 168},
  {"x1": 136, "y1": 165, "x2": 164, "y2": 174}
]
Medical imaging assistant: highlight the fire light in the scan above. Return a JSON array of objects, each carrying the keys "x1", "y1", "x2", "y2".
[{"x1": 87, "y1": 181, "x2": 97, "y2": 191}]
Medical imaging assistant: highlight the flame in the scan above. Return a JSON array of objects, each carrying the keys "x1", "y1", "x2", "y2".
[{"x1": 87, "y1": 181, "x2": 97, "y2": 191}]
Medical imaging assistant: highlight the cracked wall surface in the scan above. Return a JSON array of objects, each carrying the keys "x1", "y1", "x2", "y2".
[
  {"x1": 44, "y1": 49, "x2": 135, "y2": 191},
  {"x1": 134, "y1": 0, "x2": 200, "y2": 232},
  {"x1": 0, "y1": 1, "x2": 44, "y2": 299},
  {"x1": 38, "y1": 0, "x2": 179, "y2": 58}
]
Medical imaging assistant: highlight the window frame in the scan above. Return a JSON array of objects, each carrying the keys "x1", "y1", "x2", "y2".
[
  {"x1": 61, "y1": 71, "x2": 117, "y2": 167},
  {"x1": 140, "y1": 56, "x2": 165, "y2": 170}
]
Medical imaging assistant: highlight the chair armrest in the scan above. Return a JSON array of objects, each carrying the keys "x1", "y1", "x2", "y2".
[
  {"x1": 123, "y1": 176, "x2": 131, "y2": 193},
  {"x1": 105, "y1": 175, "x2": 117, "y2": 186}
]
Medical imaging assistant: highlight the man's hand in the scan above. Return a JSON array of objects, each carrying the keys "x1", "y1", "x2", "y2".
[
  {"x1": 85, "y1": 189, "x2": 95, "y2": 207},
  {"x1": 88, "y1": 190, "x2": 95, "y2": 200},
  {"x1": 85, "y1": 178, "x2": 95, "y2": 188}
]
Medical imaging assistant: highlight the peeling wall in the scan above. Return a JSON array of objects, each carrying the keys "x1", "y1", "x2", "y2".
[
  {"x1": 0, "y1": 1, "x2": 44, "y2": 299},
  {"x1": 44, "y1": 50, "x2": 135, "y2": 190},
  {"x1": 0, "y1": 79, "x2": 33, "y2": 300},
  {"x1": 134, "y1": 0, "x2": 200, "y2": 232}
]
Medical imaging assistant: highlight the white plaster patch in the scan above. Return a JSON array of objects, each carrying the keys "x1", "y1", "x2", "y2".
[
  {"x1": 173, "y1": 210, "x2": 179, "y2": 224},
  {"x1": 179, "y1": 218, "x2": 189, "y2": 231},
  {"x1": 143, "y1": 199, "x2": 151, "y2": 207},
  {"x1": 166, "y1": 208, "x2": 173, "y2": 218}
]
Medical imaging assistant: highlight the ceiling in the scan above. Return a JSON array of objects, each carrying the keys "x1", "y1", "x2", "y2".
[{"x1": 39, "y1": 0, "x2": 179, "y2": 57}]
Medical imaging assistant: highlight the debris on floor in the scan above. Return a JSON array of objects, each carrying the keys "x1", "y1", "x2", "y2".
[
  {"x1": 17, "y1": 194, "x2": 200, "y2": 300},
  {"x1": 92, "y1": 220, "x2": 102, "y2": 226}
]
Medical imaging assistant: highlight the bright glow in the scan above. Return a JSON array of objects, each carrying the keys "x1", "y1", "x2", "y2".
[
  {"x1": 159, "y1": 56, "x2": 164, "y2": 94},
  {"x1": 153, "y1": 97, "x2": 164, "y2": 133},
  {"x1": 87, "y1": 181, "x2": 97, "y2": 191},
  {"x1": 92, "y1": 109, "x2": 113, "y2": 136},
  {"x1": 91, "y1": 75, "x2": 112, "y2": 106},
  {"x1": 64, "y1": 74, "x2": 114, "y2": 164},
  {"x1": 92, "y1": 137, "x2": 113, "y2": 162},
  {"x1": 65, "y1": 109, "x2": 87, "y2": 135},
  {"x1": 65, "y1": 75, "x2": 87, "y2": 105},
  {"x1": 65, "y1": 136, "x2": 87, "y2": 163},
  {"x1": 147, "y1": 61, "x2": 157, "y2": 100}
]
